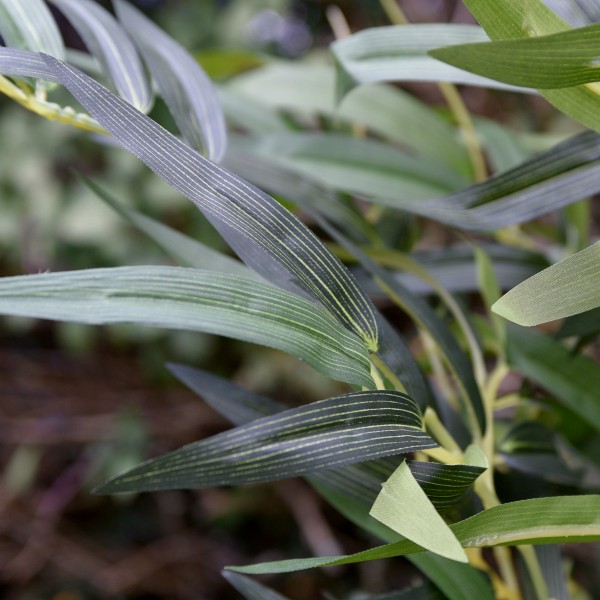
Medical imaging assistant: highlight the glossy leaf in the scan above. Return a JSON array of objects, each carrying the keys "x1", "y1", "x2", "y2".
[
  {"x1": 370, "y1": 462, "x2": 468, "y2": 563},
  {"x1": 0, "y1": 266, "x2": 374, "y2": 388},
  {"x1": 95, "y1": 390, "x2": 435, "y2": 493},
  {"x1": 229, "y1": 495, "x2": 600, "y2": 573},
  {"x1": 0, "y1": 0, "x2": 64, "y2": 58},
  {"x1": 42, "y1": 55, "x2": 379, "y2": 351},
  {"x1": 331, "y1": 24, "x2": 530, "y2": 100},
  {"x1": 493, "y1": 240, "x2": 600, "y2": 325},
  {"x1": 50, "y1": 0, "x2": 152, "y2": 111},
  {"x1": 114, "y1": 0, "x2": 226, "y2": 160},
  {"x1": 430, "y1": 23, "x2": 600, "y2": 89}
]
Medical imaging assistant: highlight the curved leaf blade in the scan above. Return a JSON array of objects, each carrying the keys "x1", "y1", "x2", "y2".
[
  {"x1": 230, "y1": 495, "x2": 600, "y2": 573},
  {"x1": 430, "y1": 23, "x2": 600, "y2": 89},
  {"x1": 0, "y1": 266, "x2": 374, "y2": 388},
  {"x1": 114, "y1": 0, "x2": 226, "y2": 161},
  {"x1": 332, "y1": 24, "x2": 531, "y2": 100},
  {"x1": 41, "y1": 55, "x2": 379, "y2": 351},
  {"x1": 50, "y1": 0, "x2": 152, "y2": 111},
  {"x1": 222, "y1": 572, "x2": 290, "y2": 600},
  {"x1": 370, "y1": 462, "x2": 468, "y2": 563},
  {"x1": 94, "y1": 390, "x2": 435, "y2": 493},
  {"x1": 0, "y1": 0, "x2": 64, "y2": 58},
  {"x1": 0, "y1": 46, "x2": 59, "y2": 82},
  {"x1": 493, "y1": 240, "x2": 600, "y2": 325}
]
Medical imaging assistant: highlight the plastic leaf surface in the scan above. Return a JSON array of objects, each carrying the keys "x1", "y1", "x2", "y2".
[
  {"x1": 331, "y1": 24, "x2": 531, "y2": 101},
  {"x1": 493, "y1": 240, "x2": 600, "y2": 325},
  {"x1": 114, "y1": 0, "x2": 226, "y2": 160},
  {"x1": 95, "y1": 390, "x2": 435, "y2": 493},
  {"x1": 50, "y1": 0, "x2": 152, "y2": 111},
  {"x1": 0, "y1": 0, "x2": 64, "y2": 58},
  {"x1": 430, "y1": 23, "x2": 600, "y2": 89},
  {"x1": 370, "y1": 462, "x2": 468, "y2": 563},
  {"x1": 230, "y1": 495, "x2": 600, "y2": 573},
  {"x1": 0, "y1": 266, "x2": 374, "y2": 388},
  {"x1": 42, "y1": 55, "x2": 379, "y2": 351}
]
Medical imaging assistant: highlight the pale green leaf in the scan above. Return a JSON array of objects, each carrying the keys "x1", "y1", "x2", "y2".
[
  {"x1": 0, "y1": 266, "x2": 374, "y2": 388},
  {"x1": 114, "y1": 0, "x2": 226, "y2": 160},
  {"x1": 42, "y1": 55, "x2": 379, "y2": 351},
  {"x1": 370, "y1": 462, "x2": 468, "y2": 563},
  {"x1": 0, "y1": 0, "x2": 64, "y2": 58},
  {"x1": 331, "y1": 24, "x2": 531, "y2": 100},
  {"x1": 50, "y1": 0, "x2": 152, "y2": 111},
  {"x1": 493, "y1": 241, "x2": 600, "y2": 325}
]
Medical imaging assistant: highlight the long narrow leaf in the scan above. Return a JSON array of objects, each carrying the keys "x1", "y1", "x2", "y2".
[
  {"x1": 0, "y1": 0, "x2": 64, "y2": 58},
  {"x1": 430, "y1": 23, "x2": 600, "y2": 89},
  {"x1": 0, "y1": 266, "x2": 374, "y2": 388},
  {"x1": 462, "y1": 0, "x2": 600, "y2": 132},
  {"x1": 331, "y1": 24, "x2": 531, "y2": 101},
  {"x1": 94, "y1": 390, "x2": 435, "y2": 493},
  {"x1": 114, "y1": 0, "x2": 226, "y2": 161},
  {"x1": 50, "y1": 0, "x2": 152, "y2": 111},
  {"x1": 493, "y1": 240, "x2": 600, "y2": 325},
  {"x1": 81, "y1": 175, "x2": 254, "y2": 277},
  {"x1": 230, "y1": 495, "x2": 600, "y2": 573},
  {"x1": 0, "y1": 46, "x2": 59, "y2": 82},
  {"x1": 42, "y1": 55, "x2": 379, "y2": 351}
]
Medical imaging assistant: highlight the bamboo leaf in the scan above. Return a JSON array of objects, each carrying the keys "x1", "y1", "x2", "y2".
[
  {"x1": 94, "y1": 390, "x2": 435, "y2": 493},
  {"x1": 331, "y1": 24, "x2": 531, "y2": 101},
  {"x1": 80, "y1": 175, "x2": 254, "y2": 277},
  {"x1": 493, "y1": 240, "x2": 600, "y2": 325},
  {"x1": 430, "y1": 23, "x2": 600, "y2": 89},
  {"x1": 0, "y1": 266, "x2": 374, "y2": 388},
  {"x1": 50, "y1": 0, "x2": 152, "y2": 111},
  {"x1": 369, "y1": 130, "x2": 600, "y2": 231},
  {"x1": 0, "y1": 46, "x2": 59, "y2": 82},
  {"x1": 42, "y1": 55, "x2": 379, "y2": 351},
  {"x1": 462, "y1": 0, "x2": 600, "y2": 132},
  {"x1": 370, "y1": 462, "x2": 468, "y2": 563},
  {"x1": 0, "y1": 0, "x2": 64, "y2": 58},
  {"x1": 114, "y1": 0, "x2": 226, "y2": 161},
  {"x1": 229, "y1": 495, "x2": 600, "y2": 573}
]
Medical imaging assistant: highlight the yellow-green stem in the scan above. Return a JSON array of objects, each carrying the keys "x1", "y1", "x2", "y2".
[
  {"x1": 370, "y1": 353, "x2": 407, "y2": 394},
  {"x1": 378, "y1": 0, "x2": 487, "y2": 183},
  {"x1": 423, "y1": 407, "x2": 462, "y2": 456}
]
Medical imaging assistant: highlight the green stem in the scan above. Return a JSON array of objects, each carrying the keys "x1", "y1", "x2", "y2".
[
  {"x1": 423, "y1": 407, "x2": 462, "y2": 456},
  {"x1": 370, "y1": 353, "x2": 407, "y2": 394}
]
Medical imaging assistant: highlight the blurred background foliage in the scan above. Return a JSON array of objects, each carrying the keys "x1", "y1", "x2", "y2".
[{"x1": 1, "y1": 1, "x2": 598, "y2": 599}]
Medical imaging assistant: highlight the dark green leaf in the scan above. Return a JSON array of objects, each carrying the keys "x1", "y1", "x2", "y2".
[
  {"x1": 94, "y1": 390, "x2": 435, "y2": 493},
  {"x1": 430, "y1": 23, "x2": 600, "y2": 89}
]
